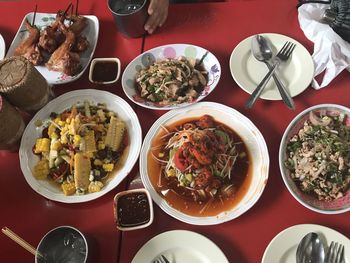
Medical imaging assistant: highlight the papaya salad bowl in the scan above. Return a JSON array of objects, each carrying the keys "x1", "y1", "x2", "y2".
[
  {"x1": 19, "y1": 89, "x2": 142, "y2": 203},
  {"x1": 279, "y1": 104, "x2": 350, "y2": 214},
  {"x1": 139, "y1": 102, "x2": 269, "y2": 225}
]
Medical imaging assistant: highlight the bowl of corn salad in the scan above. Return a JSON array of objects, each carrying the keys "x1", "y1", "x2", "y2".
[{"x1": 19, "y1": 89, "x2": 142, "y2": 203}]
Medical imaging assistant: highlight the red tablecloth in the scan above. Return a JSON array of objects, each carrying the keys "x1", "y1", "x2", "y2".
[
  {"x1": 120, "y1": 1, "x2": 350, "y2": 263},
  {"x1": 0, "y1": 0, "x2": 142, "y2": 262},
  {"x1": 0, "y1": 0, "x2": 349, "y2": 263}
]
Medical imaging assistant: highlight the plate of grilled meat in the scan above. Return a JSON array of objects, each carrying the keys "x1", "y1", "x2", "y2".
[{"x1": 6, "y1": 11, "x2": 99, "y2": 85}]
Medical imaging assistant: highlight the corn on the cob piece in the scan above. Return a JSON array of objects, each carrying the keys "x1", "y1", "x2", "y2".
[
  {"x1": 34, "y1": 138, "x2": 51, "y2": 154},
  {"x1": 32, "y1": 159, "x2": 50, "y2": 179},
  {"x1": 102, "y1": 163, "x2": 114, "y2": 172},
  {"x1": 84, "y1": 130, "x2": 97, "y2": 153},
  {"x1": 105, "y1": 116, "x2": 126, "y2": 151},
  {"x1": 74, "y1": 153, "x2": 91, "y2": 191},
  {"x1": 48, "y1": 123, "x2": 57, "y2": 138},
  {"x1": 88, "y1": 181, "x2": 104, "y2": 193},
  {"x1": 61, "y1": 181, "x2": 76, "y2": 196}
]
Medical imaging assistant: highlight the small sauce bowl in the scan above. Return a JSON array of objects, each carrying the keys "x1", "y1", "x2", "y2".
[
  {"x1": 89, "y1": 58, "x2": 121, "y2": 84},
  {"x1": 114, "y1": 188, "x2": 153, "y2": 231}
]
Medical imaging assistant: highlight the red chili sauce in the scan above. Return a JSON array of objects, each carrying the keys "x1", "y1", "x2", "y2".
[
  {"x1": 116, "y1": 192, "x2": 150, "y2": 227},
  {"x1": 147, "y1": 116, "x2": 252, "y2": 217},
  {"x1": 92, "y1": 61, "x2": 119, "y2": 82}
]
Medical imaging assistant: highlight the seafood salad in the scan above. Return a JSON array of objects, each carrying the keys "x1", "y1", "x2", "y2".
[
  {"x1": 150, "y1": 115, "x2": 250, "y2": 215},
  {"x1": 285, "y1": 110, "x2": 350, "y2": 201},
  {"x1": 32, "y1": 101, "x2": 128, "y2": 196},
  {"x1": 135, "y1": 56, "x2": 208, "y2": 106}
]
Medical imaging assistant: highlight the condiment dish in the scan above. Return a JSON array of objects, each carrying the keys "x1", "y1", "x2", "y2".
[
  {"x1": 114, "y1": 188, "x2": 154, "y2": 231},
  {"x1": 89, "y1": 57, "x2": 121, "y2": 84}
]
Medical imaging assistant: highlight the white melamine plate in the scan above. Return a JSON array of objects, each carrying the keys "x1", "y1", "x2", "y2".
[
  {"x1": 6, "y1": 12, "x2": 99, "y2": 85},
  {"x1": 19, "y1": 89, "x2": 142, "y2": 203},
  {"x1": 122, "y1": 43, "x2": 221, "y2": 110},
  {"x1": 132, "y1": 230, "x2": 229, "y2": 263},
  {"x1": 230, "y1": 33, "x2": 314, "y2": 100},
  {"x1": 140, "y1": 102, "x2": 269, "y2": 225},
  {"x1": 262, "y1": 224, "x2": 350, "y2": 263}
]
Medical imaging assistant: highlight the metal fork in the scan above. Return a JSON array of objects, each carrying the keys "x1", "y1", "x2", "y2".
[
  {"x1": 152, "y1": 255, "x2": 170, "y2": 263},
  {"x1": 325, "y1": 241, "x2": 346, "y2": 263},
  {"x1": 245, "y1": 41, "x2": 296, "y2": 109}
]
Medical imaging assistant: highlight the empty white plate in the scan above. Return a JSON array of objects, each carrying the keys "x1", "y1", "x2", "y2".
[{"x1": 230, "y1": 33, "x2": 314, "y2": 100}]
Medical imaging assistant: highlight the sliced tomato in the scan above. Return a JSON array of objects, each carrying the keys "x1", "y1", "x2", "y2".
[
  {"x1": 50, "y1": 162, "x2": 68, "y2": 182},
  {"x1": 174, "y1": 147, "x2": 188, "y2": 172}
]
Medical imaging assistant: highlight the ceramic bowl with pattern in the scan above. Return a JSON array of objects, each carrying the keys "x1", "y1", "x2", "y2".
[
  {"x1": 121, "y1": 44, "x2": 221, "y2": 110},
  {"x1": 279, "y1": 104, "x2": 350, "y2": 214}
]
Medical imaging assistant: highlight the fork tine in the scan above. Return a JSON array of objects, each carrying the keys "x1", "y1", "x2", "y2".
[
  {"x1": 161, "y1": 255, "x2": 170, "y2": 263},
  {"x1": 284, "y1": 43, "x2": 296, "y2": 58},
  {"x1": 326, "y1": 241, "x2": 335, "y2": 263},
  {"x1": 335, "y1": 244, "x2": 344, "y2": 263},
  {"x1": 276, "y1": 41, "x2": 289, "y2": 56}
]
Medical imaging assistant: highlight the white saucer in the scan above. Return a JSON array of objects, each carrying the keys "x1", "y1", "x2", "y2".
[
  {"x1": 230, "y1": 33, "x2": 314, "y2": 100},
  {"x1": 262, "y1": 224, "x2": 350, "y2": 263},
  {"x1": 132, "y1": 230, "x2": 228, "y2": 263},
  {"x1": 0, "y1": 34, "x2": 5, "y2": 60}
]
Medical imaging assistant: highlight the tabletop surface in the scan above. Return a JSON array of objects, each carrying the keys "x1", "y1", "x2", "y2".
[{"x1": 0, "y1": 0, "x2": 349, "y2": 263}]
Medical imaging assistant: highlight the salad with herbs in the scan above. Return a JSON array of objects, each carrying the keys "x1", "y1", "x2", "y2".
[{"x1": 285, "y1": 110, "x2": 350, "y2": 201}]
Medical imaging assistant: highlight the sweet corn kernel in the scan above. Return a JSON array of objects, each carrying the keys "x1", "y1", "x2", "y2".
[{"x1": 102, "y1": 163, "x2": 114, "y2": 172}]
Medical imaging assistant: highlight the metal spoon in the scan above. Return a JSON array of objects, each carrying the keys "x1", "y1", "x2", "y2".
[
  {"x1": 250, "y1": 34, "x2": 295, "y2": 109},
  {"x1": 296, "y1": 232, "x2": 325, "y2": 263}
]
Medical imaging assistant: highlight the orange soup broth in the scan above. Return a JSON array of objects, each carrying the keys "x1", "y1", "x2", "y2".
[{"x1": 147, "y1": 118, "x2": 253, "y2": 217}]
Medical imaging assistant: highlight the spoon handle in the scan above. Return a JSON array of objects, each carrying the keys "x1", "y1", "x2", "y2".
[
  {"x1": 245, "y1": 62, "x2": 279, "y2": 109},
  {"x1": 265, "y1": 62, "x2": 295, "y2": 110}
]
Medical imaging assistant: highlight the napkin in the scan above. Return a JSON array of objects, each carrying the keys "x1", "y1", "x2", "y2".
[{"x1": 298, "y1": 3, "x2": 350, "y2": 89}]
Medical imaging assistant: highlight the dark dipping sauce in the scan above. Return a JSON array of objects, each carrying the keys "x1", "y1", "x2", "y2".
[
  {"x1": 92, "y1": 61, "x2": 119, "y2": 82},
  {"x1": 147, "y1": 116, "x2": 252, "y2": 217},
  {"x1": 116, "y1": 192, "x2": 150, "y2": 227}
]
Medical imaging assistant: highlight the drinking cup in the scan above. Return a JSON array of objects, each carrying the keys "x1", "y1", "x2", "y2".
[
  {"x1": 107, "y1": 0, "x2": 149, "y2": 38},
  {"x1": 35, "y1": 226, "x2": 88, "y2": 263}
]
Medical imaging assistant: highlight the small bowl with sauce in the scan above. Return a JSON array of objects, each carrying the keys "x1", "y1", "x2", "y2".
[
  {"x1": 113, "y1": 188, "x2": 153, "y2": 231},
  {"x1": 89, "y1": 58, "x2": 121, "y2": 84}
]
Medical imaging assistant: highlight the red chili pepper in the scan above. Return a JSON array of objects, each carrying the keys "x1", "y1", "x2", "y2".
[{"x1": 174, "y1": 147, "x2": 188, "y2": 172}]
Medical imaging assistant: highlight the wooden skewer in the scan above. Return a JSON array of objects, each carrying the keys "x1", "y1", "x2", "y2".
[
  {"x1": 70, "y1": 4, "x2": 74, "y2": 25},
  {"x1": 76, "y1": 0, "x2": 79, "y2": 16},
  {"x1": 32, "y1": 4, "x2": 38, "y2": 26},
  {"x1": 1, "y1": 227, "x2": 45, "y2": 260},
  {"x1": 63, "y1": 2, "x2": 73, "y2": 16}
]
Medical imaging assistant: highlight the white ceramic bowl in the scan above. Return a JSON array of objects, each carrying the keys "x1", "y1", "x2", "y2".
[
  {"x1": 36, "y1": 226, "x2": 88, "y2": 263},
  {"x1": 121, "y1": 44, "x2": 221, "y2": 110},
  {"x1": 139, "y1": 102, "x2": 269, "y2": 225},
  {"x1": 19, "y1": 89, "x2": 142, "y2": 203},
  {"x1": 89, "y1": 57, "x2": 121, "y2": 84},
  {"x1": 279, "y1": 104, "x2": 350, "y2": 214}
]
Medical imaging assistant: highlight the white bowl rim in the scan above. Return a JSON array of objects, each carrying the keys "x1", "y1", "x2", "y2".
[{"x1": 279, "y1": 103, "x2": 350, "y2": 214}]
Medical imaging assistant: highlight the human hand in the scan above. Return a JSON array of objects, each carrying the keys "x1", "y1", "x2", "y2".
[{"x1": 144, "y1": 0, "x2": 169, "y2": 34}]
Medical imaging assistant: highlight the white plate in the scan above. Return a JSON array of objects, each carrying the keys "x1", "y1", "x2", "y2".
[
  {"x1": 0, "y1": 33, "x2": 5, "y2": 59},
  {"x1": 132, "y1": 230, "x2": 229, "y2": 263},
  {"x1": 230, "y1": 33, "x2": 314, "y2": 100},
  {"x1": 6, "y1": 12, "x2": 99, "y2": 85},
  {"x1": 19, "y1": 89, "x2": 142, "y2": 203},
  {"x1": 140, "y1": 102, "x2": 269, "y2": 225},
  {"x1": 122, "y1": 43, "x2": 221, "y2": 110},
  {"x1": 262, "y1": 224, "x2": 350, "y2": 263}
]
